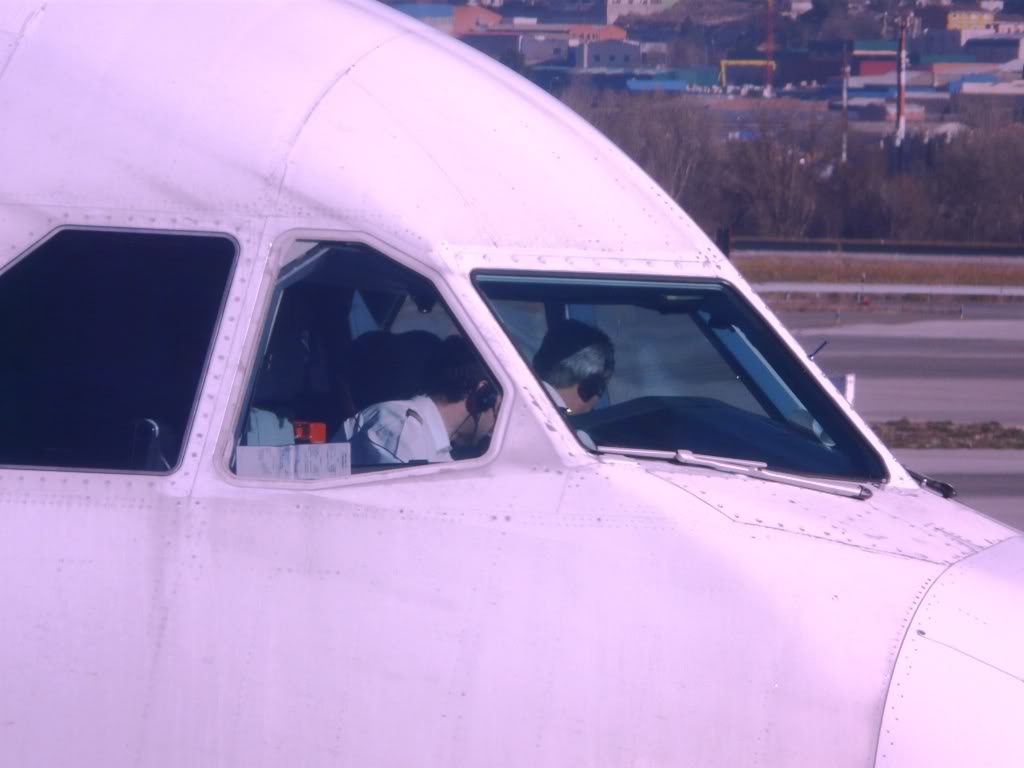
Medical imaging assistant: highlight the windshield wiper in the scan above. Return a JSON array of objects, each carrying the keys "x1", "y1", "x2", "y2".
[
  {"x1": 904, "y1": 466, "x2": 957, "y2": 499},
  {"x1": 595, "y1": 445, "x2": 873, "y2": 500}
]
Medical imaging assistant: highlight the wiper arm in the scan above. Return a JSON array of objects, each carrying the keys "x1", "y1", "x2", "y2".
[{"x1": 595, "y1": 445, "x2": 873, "y2": 500}]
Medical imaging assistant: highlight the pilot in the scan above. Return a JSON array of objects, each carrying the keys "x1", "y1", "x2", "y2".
[
  {"x1": 533, "y1": 320, "x2": 615, "y2": 446},
  {"x1": 340, "y1": 335, "x2": 499, "y2": 466}
]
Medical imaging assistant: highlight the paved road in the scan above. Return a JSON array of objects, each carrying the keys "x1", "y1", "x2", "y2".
[
  {"x1": 776, "y1": 311, "x2": 1023, "y2": 531},
  {"x1": 785, "y1": 316, "x2": 1024, "y2": 424},
  {"x1": 850, "y1": 379, "x2": 1023, "y2": 424}
]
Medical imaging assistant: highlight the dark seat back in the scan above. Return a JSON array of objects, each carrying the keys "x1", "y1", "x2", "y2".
[{"x1": 349, "y1": 330, "x2": 442, "y2": 411}]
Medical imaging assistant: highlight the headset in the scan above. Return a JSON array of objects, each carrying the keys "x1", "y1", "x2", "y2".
[
  {"x1": 466, "y1": 380, "x2": 499, "y2": 417},
  {"x1": 448, "y1": 379, "x2": 499, "y2": 460},
  {"x1": 429, "y1": 337, "x2": 499, "y2": 447},
  {"x1": 577, "y1": 372, "x2": 608, "y2": 404}
]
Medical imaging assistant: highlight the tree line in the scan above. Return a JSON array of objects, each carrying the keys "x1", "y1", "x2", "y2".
[{"x1": 563, "y1": 88, "x2": 1024, "y2": 243}]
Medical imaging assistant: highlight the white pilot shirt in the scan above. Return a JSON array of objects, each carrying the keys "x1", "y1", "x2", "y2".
[{"x1": 341, "y1": 395, "x2": 453, "y2": 466}]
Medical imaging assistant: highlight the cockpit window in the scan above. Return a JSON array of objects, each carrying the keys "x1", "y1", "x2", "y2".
[
  {"x1": 0, "y1": 229, "x2": 235, "y2": 473},
  {"x1": 233, "y1": 242, "x2": 501, "y2": 481},
  {"x1": 475, "y1": 274, "x2": 886, "y2": 481}
]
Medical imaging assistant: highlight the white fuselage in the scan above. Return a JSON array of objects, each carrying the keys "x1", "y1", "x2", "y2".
[{"x1": 0, "y1": 2, "x2": 1021, "y2": 766}]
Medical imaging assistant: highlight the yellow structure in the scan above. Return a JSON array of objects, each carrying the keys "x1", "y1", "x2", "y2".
[{"x1": 719, "y1": 59, "x2": 777, "y2": 87}]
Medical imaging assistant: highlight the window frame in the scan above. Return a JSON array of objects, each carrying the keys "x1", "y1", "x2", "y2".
[
  {"x1": 471, "y1": 268, "x2": 889, "y2": 482},
  {"x1": 219, "y1": 230, "x2": 513, "y2": 487},
  {"x1": 0, "y1": 225, "x2": 239, "y2": 476}
]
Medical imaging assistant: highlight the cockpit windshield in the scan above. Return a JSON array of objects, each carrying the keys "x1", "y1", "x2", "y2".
[{"x1": 475, "y1": 274, "x2": 887, "y2": 482}]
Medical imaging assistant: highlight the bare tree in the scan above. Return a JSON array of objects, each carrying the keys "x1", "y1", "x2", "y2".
[
  {"x1": 562, "y1": 85, "x2": 1024, "y2": 244},
  {"x1": 717, "y1": 110, "x2": 838, "y2": 237},
  {"x1": 568, "y1": 91, "x2": 723, "y2": 227}
]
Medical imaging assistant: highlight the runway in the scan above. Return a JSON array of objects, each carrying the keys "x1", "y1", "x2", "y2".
[
  {"x1": 779, "y1": 311, "x2": 1023, "y2": 530},
  {"x1": 786, "y1": 315, "x2": 1024, "y2": 424}
]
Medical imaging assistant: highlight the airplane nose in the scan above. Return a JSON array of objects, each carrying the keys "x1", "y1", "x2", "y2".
[{"x1": 875, "y1": 535, "x2": 1024, "y2": 767}]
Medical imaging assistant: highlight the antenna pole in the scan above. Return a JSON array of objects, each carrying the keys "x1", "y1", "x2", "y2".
[
  {"x1": 765, "y1": 0, "x2": 775, "y2": 96},
  {"x1": 895, "y1": 16, "x2": 907, "y2": 150},
  {"x1": 842, "y1": 42, "x2": 849, "y2": 165}
]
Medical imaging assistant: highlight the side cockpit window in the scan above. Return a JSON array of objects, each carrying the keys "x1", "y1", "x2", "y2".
[
  {"x1": 0, "y1": 229, "x2": 235, "y2": 473},
  {"x1": 233, "y1": 242, "x2": 500, "y2": 481}
]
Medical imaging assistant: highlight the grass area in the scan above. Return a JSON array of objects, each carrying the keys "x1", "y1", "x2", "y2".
[
  {"x1": 872, "y1": 419, "x2": 1024, "y2": 449},
  {"x1": 733, "y1": 255, "x2": 1024, "y2": 286}
]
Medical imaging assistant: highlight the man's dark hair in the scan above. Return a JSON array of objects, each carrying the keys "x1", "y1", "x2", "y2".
[
  {"x1": 424, "y1": 335, "x2": 487, "y2": 403},
  {"x1": 533, "y1": 320, "x2": 614, "y2": 389}
]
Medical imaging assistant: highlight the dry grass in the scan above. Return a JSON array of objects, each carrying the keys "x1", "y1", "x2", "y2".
[
  {"x1": 872, "y1": 420, "x2": 1024, "y2": 449},
  {"x1": 733, "y1": 255, "x2": 1024, "y2": 286}
]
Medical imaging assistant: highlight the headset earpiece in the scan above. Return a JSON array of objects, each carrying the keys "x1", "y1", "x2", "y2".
[
  {"x1": 468, "y1": 381, "x2": 498, "y2": 416},
  {"x1": 577, "y1": 373, "x2": 607, "y2": 404}
]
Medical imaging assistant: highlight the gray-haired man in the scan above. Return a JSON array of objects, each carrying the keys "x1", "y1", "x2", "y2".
[{"x1": 533, "y1": 319, "x2": 615, "y2": 430}]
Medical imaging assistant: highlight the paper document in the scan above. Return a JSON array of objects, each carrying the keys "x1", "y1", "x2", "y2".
[{"x1": 236, "y1": 443, "x2": 351, "y2": 480}]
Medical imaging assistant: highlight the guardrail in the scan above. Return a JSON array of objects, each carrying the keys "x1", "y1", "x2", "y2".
[
  {"x1": 752, "y1": 282, "x2": 1024, "y2": 297},
  {"x1": 731, "y1": 237, "x2": 1024, "y2": 258}
]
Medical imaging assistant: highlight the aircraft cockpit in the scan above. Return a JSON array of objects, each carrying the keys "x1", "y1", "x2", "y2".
[
  {"x1": 234, "y1": 241, "x2": 502, "y2": 479},
  {"x1": 231, "y1": 238, "x2": 887, "y2": 488}
]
